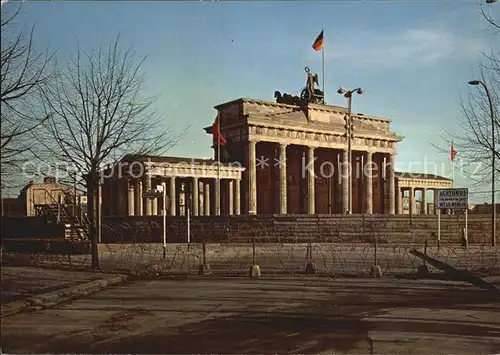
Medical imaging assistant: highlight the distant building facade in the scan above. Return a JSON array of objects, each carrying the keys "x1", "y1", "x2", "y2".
[
  {"x1": 1, "y1": 177, "x2": 86, "y2": 217},
  {"x1": 18, "y1": 177, "x2": 70, "y2": 216}
]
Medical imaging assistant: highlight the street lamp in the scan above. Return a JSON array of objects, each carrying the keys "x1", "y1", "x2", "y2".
[
  {"x1": 338, "y1": 87, "x2": 363, "y2": 214},
  {"x1": 486, "y1": 0, "x2": 498, "y2": 4},
  {"x1": 468, "y1": 80, "x2": 496, "y2": 247}
]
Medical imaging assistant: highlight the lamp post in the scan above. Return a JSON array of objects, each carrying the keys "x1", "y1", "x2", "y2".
[
  {"x1": 468, "y1": 80, "x2": 496, "y2": 247},
  {"x1": 337, "y1": 87, "x2": 363, "y2": 213}
]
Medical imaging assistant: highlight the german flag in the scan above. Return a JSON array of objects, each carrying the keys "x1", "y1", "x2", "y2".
[{"x1": 312, "y1": 30, "x2": 323, "y2": 51}]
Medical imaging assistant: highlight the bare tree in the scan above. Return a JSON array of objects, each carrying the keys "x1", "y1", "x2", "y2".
[
  {"x1": 1, "y1": 6, "x2": 54, "y2": 187},
  {"x1": 434, "y1": 6, "x2": 499, "y2": 190},
  {"x1": 481, "y1": 4, "x2": 500, "y2": 33},
  {"x1": 38, "y1": 36, "x2": 178, "y2": 269}
]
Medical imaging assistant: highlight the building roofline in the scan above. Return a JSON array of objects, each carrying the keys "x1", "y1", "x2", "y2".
[
  {"x1": 395, "y1": 171, "x2": 452, "y2": 181},
  {"x1": 120, "y1": 154, "x2": 239, "y2": 168},
  {"x1": 213, "y1": 97, "x2": 392, "y2": 123}
]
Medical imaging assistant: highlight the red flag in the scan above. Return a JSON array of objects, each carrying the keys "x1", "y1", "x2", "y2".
[
  {"x1": 212, "y1": 116, "x2": 226, "y2": 146},
  {"x1": 450, "y1": 141, "x2": 457, "y2": 161}
]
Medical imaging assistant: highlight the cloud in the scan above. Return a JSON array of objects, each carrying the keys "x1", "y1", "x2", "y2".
[{"x1": 323, "y1": 27, "x2": 488, "y2": 68}]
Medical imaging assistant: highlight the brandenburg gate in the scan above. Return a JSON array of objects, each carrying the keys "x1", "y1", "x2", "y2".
[{"x1": 101, "y1": 68, "x2": 451, "y2": 217}]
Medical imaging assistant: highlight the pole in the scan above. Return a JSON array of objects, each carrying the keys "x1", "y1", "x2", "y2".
[
  {"x1": 252, "y1": 239, "x2": 256, "y2": 265},
  {"x1": 187, "y1": 196, "x2": 191, "y2": 245},
  {"x1": 465, "y1": 207, "x2": 468, "y2": 249},
  {"x1": 73, "y1": 174, "x2": 76, "y2": 217},
  {"x1": 57, "y1": 195, "x2": 61, "y2": 224},
  {"x1": 162, "y1": 181, "x2": 167, "y2": 259},
  {"x1": 471, "y1": 81, "x2": 495, "y2": 247},
  {"x1": 328, "y1": 170, "x2": 332, "y2": 214},
  {"x1": 347, "y1": 94, "x2": 353, "y2": 213},
  {"x1": 481, "y1": 84, "x2": 496, "y2": 247},
  {"x1": 451, "y1": 159, "x2": 454, "y2": 188},
  {"x1": 216, "y1": 121, "x2": 221, "y2": 216},
  {"x1": 437, "y1": 208, "x2": 441, "y2": 250},
  {"x1": 98, "y1": 182, "x2": 102, "y2": 244},
  {"x1": 322, "y1": 26, "x2": 325, "y2": 100},
  {"x1": 450, "y1": 159, "x2": 455, "y2": 216}
]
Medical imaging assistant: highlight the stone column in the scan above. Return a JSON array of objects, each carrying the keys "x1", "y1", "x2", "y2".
[
  {"x1": 204, "y1": 182, "x2": 210, "y2": 216},
  {"x1": 342, "y1": 149, "x2": 349, "y2": 214},
  {"x1": 234, "y1": 179, "x2": 241, "y2": 215},
  {"x1": 388, "y1": 154, "x2": 396, "y2": 214},
  {"x1": 215, "y1": 177, "x2": 221, "y2": 216},
  {"x1": 199, "y1": 183, "x2": 204, "y2": 216},
  {"x1": 128, "y1": 181, "x2": 135, "y2": 216},
  {"x1": 421, "y1": 188, "x2": 427, "y2": 215},
  {"x1": 135, "y1": 180, "x2": 143, "y2": 216},
  {"x1": 152, "y1": 190, "x2": 158, "y2": 216},
  {"x1": 228, "y1": 180, "x2": 234, "y2": 215},
  {"x1": 248, "y1": 140, "x2": 257, "y2": 215},
  {"x1": 179, "y1": 184, "x2": 188, "y2": 216},
  {"x1": 307, "y1": 146, "x2": 315, "y2": 214},
  {"x1": 365, "y1": 151, "x2": 373, "y2": 214},
  {"x1": 409, "y1": 187, "x2": 415, "y2": 215},
  {"x1": 192, "y1": 177, "x2": 199, "y2": 216},
  {"x1": 143, "y1": 173, "x2": 152, "y2": 216},
  {"x1": 434, "y1": 189, "x2": 439, "y2": 215},
  {"x1": 169, "y1": 177, "x2": 176, "y2": 216},
  {"x1": 279, "y1": 143, "x2": 287, "y2": 214},
  {"x1": 396, "y1": 187, "x2": 403, "y2": 214}
]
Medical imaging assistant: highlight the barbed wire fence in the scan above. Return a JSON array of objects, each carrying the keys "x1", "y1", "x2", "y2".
[{"x1": 2, "y1": 214, "x2": 499, "y2": 278}]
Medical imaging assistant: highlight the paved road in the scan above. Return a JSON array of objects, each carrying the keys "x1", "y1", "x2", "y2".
[
  {"x1": 1, "y1": 267, "x2": 107, "y2": 303},
  {"x1": 2, "y1": 277, "x2": 499, "y2": 354}
]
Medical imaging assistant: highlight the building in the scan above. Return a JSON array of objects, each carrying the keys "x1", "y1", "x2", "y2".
[
  {"x1": 1, "y1": 177, "x2": 87, "y2": 217},
  {"x1": 18, "y1": 177, "x2": 72, "y2": 216},
  {"x1": 101, "y1": 76, "x2": 452, "y2": 217}
]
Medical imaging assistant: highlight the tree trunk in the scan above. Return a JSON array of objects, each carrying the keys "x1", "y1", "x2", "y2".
[{"x1": 86, "y1": 172, "x2": 99, "y2": 270}]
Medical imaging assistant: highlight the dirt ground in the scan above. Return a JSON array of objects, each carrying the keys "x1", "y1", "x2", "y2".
[{"x1": 1, "y1": 276, "x2": 499, "y2": 354}]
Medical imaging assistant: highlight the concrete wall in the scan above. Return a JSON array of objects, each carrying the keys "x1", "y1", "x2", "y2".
[
  {"x1": 95, "y1": 242, "x2": 499, "y2": 276},
  {"x1": 0, "y1": 198, "x2": 24, "y2": 217},
  {"x1": 1, "y1": 216, "x2": 64, "y2": 239},
  {"x1": 101, "y1": 214, "x2": 499, "y2": 245}
]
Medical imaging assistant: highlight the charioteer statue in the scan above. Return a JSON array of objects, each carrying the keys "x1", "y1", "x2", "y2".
[{"x1": 274, "y1": 66, "x2": 325, "y2": 106}]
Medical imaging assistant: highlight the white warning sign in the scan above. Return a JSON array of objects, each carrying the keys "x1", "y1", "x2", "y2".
[{"x1": 436, "y1": 188, "x2": 468, "y2": 209}]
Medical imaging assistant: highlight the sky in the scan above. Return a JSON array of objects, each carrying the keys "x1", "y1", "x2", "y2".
[{"x1": 1, "y1": 0, "x2": 499, "y2": 202}]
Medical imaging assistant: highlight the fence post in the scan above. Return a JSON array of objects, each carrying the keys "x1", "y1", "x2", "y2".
[
  {"x1": 252, "y1": 239, "x2": 256, "y2": 265},
  {"x1": 417, "y1": 239, "x2": 430, "y2": 277},
  {"x1": 305, "y1": 241, "x2": 317, "y2": 274},
  {"x1": 203, "y1": 241, "x2": 207, "y2": 265},
  {"x1": 370, "y1": 231, "x2": 382, "y2": 278},
  {"x1": 198, "y1": 240, "x2": 211, "y2": 275},
  {"x1": 249, "y1": 238, "x2": 261, "y2": 278}
]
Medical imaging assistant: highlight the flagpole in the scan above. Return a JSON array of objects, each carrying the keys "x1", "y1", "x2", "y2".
[
  {"x1": 322, "y1": 26, "x2": 325, "y2": 100},
  {"x1": 451, "y1": 140, "x2": 455, "y2": 188},
  {"x1": 452, "y1": 159, "x2": 454, "y2": 188},
  {"x1": 216, "y1": 119, "x2": 221, "y2": 216}
]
